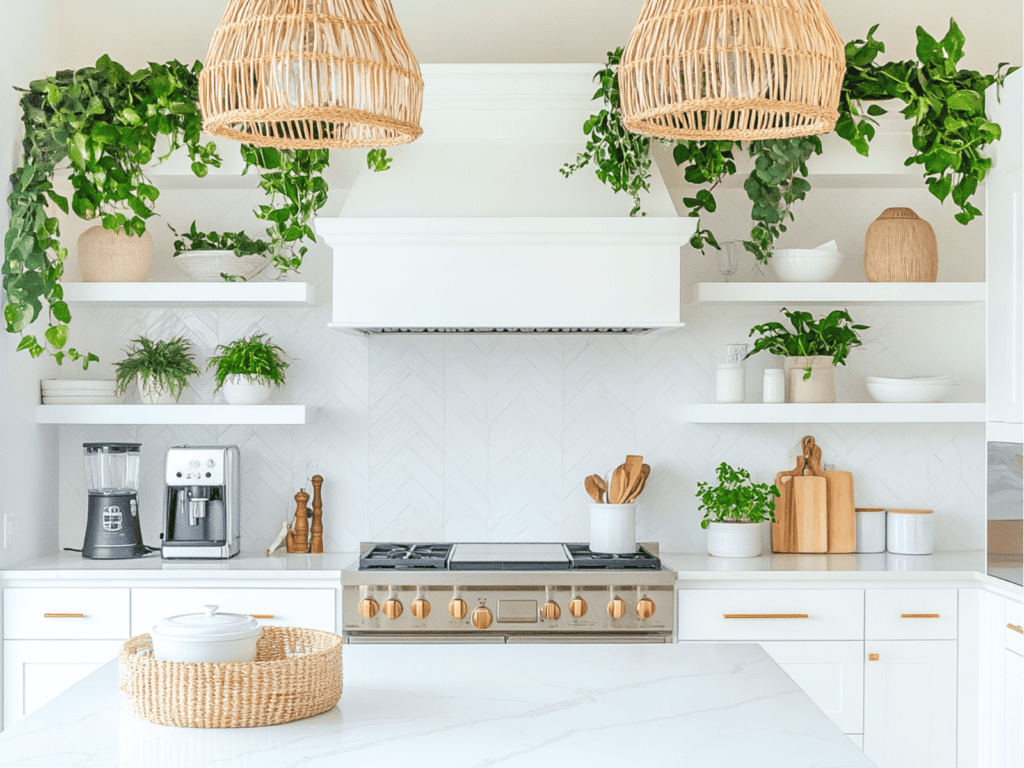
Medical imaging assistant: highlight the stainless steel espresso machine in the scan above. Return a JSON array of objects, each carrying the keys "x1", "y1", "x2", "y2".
[{"x1": 161, "y1": 445, "x2": 241, "y2": 559}]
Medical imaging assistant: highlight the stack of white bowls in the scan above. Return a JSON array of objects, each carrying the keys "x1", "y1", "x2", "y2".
[
  {"x1": 40, "y1": 379, "x2": 120, "y2": 404},
  {"x1": 865, "y1": 375, "x2": 953, "y2": 403},
  {"x1": 772, "y1": 239, "x2": 844, "y2": 282}
]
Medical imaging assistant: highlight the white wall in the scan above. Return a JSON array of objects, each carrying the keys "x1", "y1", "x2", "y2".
[{"x1": 0, "y1": 2, "x2": 60, "y2": 569}]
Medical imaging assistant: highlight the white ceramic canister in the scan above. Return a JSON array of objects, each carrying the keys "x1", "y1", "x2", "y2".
[
  {"x1": 150, "y1": 605, "x2": 263, "y2": 663},
  {"x1": 589, "y1": 503, "x2": 637, "y2": 554},
  {"x1": 886, "y1": 509, "x2": 934, "y2": 555},
  {"x1": 855, "y1": 508, "x2": 886, "y2": 553},
  {"x1": 716, "y1": 362, "x2": 745, "y2": 403},
  {"x1": 762, "y1": 369, "x2": 785, "y2": 403},
  {"x1": 706, "y1": 521, "x2": 764, "y2": 558}
]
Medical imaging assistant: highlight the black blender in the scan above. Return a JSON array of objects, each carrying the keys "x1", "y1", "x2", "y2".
[{"x1": 81, "y1": 442, "x2": 147, "y2": 559}]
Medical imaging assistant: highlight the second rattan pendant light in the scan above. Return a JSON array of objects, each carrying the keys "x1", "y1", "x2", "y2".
[
  {"x1": 200, "y1": 0, "x2": 423, "y2": 150},
  {"x1": 619, "y1": 0, "x2": 846, "y2": 141}
]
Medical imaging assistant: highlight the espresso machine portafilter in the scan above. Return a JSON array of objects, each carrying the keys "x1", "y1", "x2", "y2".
[{"x1": 162, "y1": 446, "x2": 241, "y2": 559}]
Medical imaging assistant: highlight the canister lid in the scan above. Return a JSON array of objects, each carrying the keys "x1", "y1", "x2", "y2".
[
  {"x1": 855, "y1": 508, "x2": 885, "y2": 512},
  {"x1": 887, "y1": 508, "x2": 933, "y2": 515},
  {"x1": 150, "y1": 605, "x2": 262, "y2": 643}
]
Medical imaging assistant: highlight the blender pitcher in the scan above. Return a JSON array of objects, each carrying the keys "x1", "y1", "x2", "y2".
[{"x1": 81, "y1": 442, "x2": 147, "y2": 559}]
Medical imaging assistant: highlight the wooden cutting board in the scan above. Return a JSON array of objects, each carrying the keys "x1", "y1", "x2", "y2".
[
  {"x1": 772, "y1": 457, "x2": 806, "y2": 553},
  {"x1": 824, "y1": 468, "x2": 856, "y2": 553},
  {"x1": 789, "y1": 471, "x2": 828, "y2": 553}
]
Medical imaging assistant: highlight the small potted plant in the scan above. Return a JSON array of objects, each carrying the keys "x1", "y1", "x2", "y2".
[
  {"x1": 170, "y1": 222, "x2": 273, "y2": 282},
  {"x1": 697, "y1": 462, "x2": 780, "y2": 558},
  {"x1": 746, "y1": 308, "x2": 869, "y2": 403},
  {"x1": 114, "y1": 336, "x2": 201, "y2": 404},
  {"x1": 207, "y1": 333, "x2": 289, "y2": 405}
]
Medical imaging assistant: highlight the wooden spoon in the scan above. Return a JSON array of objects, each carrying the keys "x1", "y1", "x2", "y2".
[
  {"x1": 624, "y1": 454, "x2": 643, "y2": 489},
  {"x1": 594, "y1": 474, "x2": 608, "y2": 502},
  {"x1": 625, "y1": 464, "x2": 651, "y2": 503},
  {"x1": 584, "y1": 475, "x2": 604, "y2": 503},
  {"x1": 608, "y1": 464, "x2": 628, "y2": 504}
]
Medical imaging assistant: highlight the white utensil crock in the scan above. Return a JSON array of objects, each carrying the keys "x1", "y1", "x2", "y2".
[
  {"x1": 706, "y1": 521, "x2": 764, "y2": 558},
  {"x1": 589, "y1": 503, "x2": 636, "y2": 554},
  {"x1": 886, "y1": 509, "x2": 934, "y2": 555},
  {"x1": 855, "y1": 508, "x2": 886, "y2": 553},
  {"x1": 150, "y1": 604, "x2": 262, "y2": 663}
]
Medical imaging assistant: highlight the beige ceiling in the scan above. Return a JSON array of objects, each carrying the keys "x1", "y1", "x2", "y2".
[{"x1": 57, "y1": 0, "x2": 1021, "y2": 73}]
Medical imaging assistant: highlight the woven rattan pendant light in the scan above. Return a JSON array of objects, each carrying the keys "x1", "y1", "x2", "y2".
[
  {"x1": 619, "y1": 0, "x2": 846, "y2": 141},
  {"x1": 199, "y1": 0, "x2": 423, "y2": 150}
]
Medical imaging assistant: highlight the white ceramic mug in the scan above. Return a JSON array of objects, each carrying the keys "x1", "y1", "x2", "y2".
[{"x1": 589, "y1": 503, "x2": 637, "y2": 554}]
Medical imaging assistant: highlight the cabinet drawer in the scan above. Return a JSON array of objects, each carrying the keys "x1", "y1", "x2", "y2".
[
  {"x1": 130, "y1": 588, "x2": 336, "y2": 636},
  {"x1": 865, "y1": 589, "x2": 957, "y2": 640},
  {"x1": 1006, "y1": 599, "x2": 1023, "y2": 656},
  {"x1": 3, "y1": 588, "x2": 130, "y2": 640},
  {"x1": 678, "y1": 590, "x2": 863, "y2": 640}
]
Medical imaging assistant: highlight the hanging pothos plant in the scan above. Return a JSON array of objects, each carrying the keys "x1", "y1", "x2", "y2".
[{"x1": 563, "y1": 20, "x2": 1018, "y2": 264}]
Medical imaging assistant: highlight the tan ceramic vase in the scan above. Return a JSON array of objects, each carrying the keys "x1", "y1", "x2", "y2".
[
  {"x1": 863, "y1": 207, "x2": 938, "y2": 282},
  {"x1": 78, "y1": 226, "x2": 153, "y2": 282},
  {"x1": 785, "y1": 356, "x2": 836, "y2": 403}
]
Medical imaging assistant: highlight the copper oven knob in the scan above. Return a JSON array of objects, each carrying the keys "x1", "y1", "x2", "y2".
[
  {"x1": 472, "y1": 605, "x2": 493, "y2": 630},
  {"x1": 358, "y1": 597, "x2": 379, "y2": 619},
  {"x1": 540, "y1": 601, "x2": 561, "y2": 620},
  {"x1": 608, "y1": 598, "x2": 627, "y2": 619},
  {"x1": 382, "y1": 598, "x2": 403, "y2": 620},
  {"x1": 636, "y1": 598, "x2": 656, "y2": 619},
  {"x1": 411, "y1": 598, "x2": 431, "y2": 619},
  {"x1": 448, "y1": 598, "x2": 468, "y2": 619},
  {"x1": 568, "y1": 597, "x2": 588, "y2": 617}
]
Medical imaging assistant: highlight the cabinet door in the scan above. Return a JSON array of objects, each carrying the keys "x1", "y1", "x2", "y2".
[
  {"x1": 1005, "y1": 648, "x2": 1023, "y2": 768},
  {"x1": 759, "y1": 640, "x2": 864, "y2": 734},
  {"x1": 2, "y1": 640, "x2": 123, "y2": 729},
  {"x1": 864, "y1": 640, "x2": 957, "y2": 768}
]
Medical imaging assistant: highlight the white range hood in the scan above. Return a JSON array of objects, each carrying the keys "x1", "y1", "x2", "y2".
[{"x1": 316, "y1": 65, "x2": 696, "y2": 334}]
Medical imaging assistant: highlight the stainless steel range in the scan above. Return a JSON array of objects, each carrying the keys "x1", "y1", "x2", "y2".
[{"x1": 342, "y1": 543, "x2": 675, "y2": 643}]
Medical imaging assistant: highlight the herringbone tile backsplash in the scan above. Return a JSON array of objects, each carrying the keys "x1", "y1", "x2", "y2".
[{"x1": 56, "y1": 252, "x2": 986, "y2": 554}]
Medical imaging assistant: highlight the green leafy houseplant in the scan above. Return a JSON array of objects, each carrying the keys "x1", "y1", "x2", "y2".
[
  {"x1": 169, "y1": 222, "x2": 272, "y2": 259},
  {"x1": 207, "y1": 333, "x2": 289, "y2": 393},
  {"x1": 114, "y1": 336, "x2": 201, "y2": 402},
  {"x1": 696, "y1": 462, "x2": 780, "y2": 529},
  {"x1": 746, "y1": 308, "x2": 870, "y2": 380}
]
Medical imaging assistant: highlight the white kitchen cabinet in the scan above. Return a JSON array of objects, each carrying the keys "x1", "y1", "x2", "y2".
[
  {"x1": 1004, "y1": 647, "x2": 1023, "y2": 768},
  {"x1": 863, "y1": 640, "x2": 958, "y2": 768},
  {"x1": 2, "y1": 587, "x2": 129, "y2": 640},
  {"x1": 2, "y1": 640, "x2": 124, "y2": 729}
]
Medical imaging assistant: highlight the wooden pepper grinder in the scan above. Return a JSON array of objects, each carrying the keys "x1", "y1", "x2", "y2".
[
  {"x1": 286, "y1": 488, "x2": 310, "y2": 553},
  {"x1": 309, "y1": 475, "x2": 324, "y2": 554}
]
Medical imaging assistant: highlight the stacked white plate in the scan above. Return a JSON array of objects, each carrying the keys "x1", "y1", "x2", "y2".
[
  {"x1": 865, "y1": 375, "x2": 953, "y2": 403},
  {"x1": 40, "y1": 380, "x2": 120, "y2": 405}
]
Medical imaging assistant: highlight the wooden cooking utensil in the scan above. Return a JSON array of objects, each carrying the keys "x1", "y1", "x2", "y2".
[
  {"x1": 595, "y1": 475, "x2": 608, "y2": 500},
  {"x1": 585, "y1": 475, "x2": 604, "y2": 503},
  {"x1": 811, "y1": 443, "x2": 857, "y2": 553},
  {"x1": 772, "y1": 455, "x2": 806, "y2": 553},
  {"x1": 609, "y1": 464, "x2": 628, "y2": 504},
  {"x1": 625, "y1": 464, "x2": 651, "y2": 503},
  {"x1": 789, "y1": 437, "x2": 828, "y2": 553}
]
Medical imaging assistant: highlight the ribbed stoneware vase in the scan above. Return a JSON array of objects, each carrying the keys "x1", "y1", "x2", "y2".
[
  {"x1": 78, "y1": 226, "x2": 152, "y2": 282},
  {"x1": 706, "y1": 521, "x2": 764, "y2": 558},
  {"x1": 863, "y1": 207, "x2": 938, "y2": 282},
  {"x1": 784, "y1": 356, "x2": 836, "y2": 403}
]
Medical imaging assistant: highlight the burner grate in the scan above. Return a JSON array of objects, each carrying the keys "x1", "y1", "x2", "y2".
[
  {"x1": 359, "y1": 543, "x2": 452, "y2": 570},
  {"x1": 566, "y1": 544, "x2": 662, "y2": 570}
]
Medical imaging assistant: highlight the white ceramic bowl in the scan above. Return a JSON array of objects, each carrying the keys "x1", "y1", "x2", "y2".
[
  {"x1": 150, "y1": 605, "x2": 262, "y2": 663},
  {"x1": 771, "y1": 249, "x2": 843, "y2": 282},
  {"x1": 175, "y1": 250, "x2": 269, "y2": 282},
  {"x1": 866, "y1": 378, "x2": 953, "y2": 403}
]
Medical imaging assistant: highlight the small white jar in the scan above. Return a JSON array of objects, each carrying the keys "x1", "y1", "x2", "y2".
[
  {"x1": 716, "y1": 362, "x2": 745, "y2": 403},
  {"x1": 855, "y1": 508, "x2": 886, "y2": 553},
  {"x1": 150, "y1": 605, "x2": 263, "y2": 663},
  {"x1": 589, "y1": 503, "x2": 636, "y2": 554},
  {"x1": 762, "y1": 369, "x2": 785, "y2": 403},
  {"x1": 886, "y1": 509, "x2": 934, "y2": 555}
]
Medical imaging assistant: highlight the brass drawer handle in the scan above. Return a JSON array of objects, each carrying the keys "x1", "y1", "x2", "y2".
[
  {"x1": 1009, "y1": 623, "x2": 1024, "y2": 635},
  {"x1": 869, "y1": 653, "x2": 880, "y2": 661},
  {"x1": 249, "y1": 614, "x2": 275, "y2": 620},
  {"x1": 43, "y1": 613, "x2": 86, "y2": 618},
  {"x1": 723, "y1": 613, "x2": 809, "y2": 619},
  {"x1": 900, "y1": 613, "x2": 940, "y2": 619}
]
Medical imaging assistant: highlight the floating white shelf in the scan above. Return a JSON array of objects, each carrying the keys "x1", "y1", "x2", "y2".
[
  {"x1": 688, "y1": 282, "x2": 985, "y2": 305},
  {"x1": 683, "y1": 403, "x2": 986, "y2": 424},
  {"x1": 61, "y1": 282, "x2": 316, "y2": 308},
  {"x1": 36, "y1": 405, "x2": 316, "y2": 426}
]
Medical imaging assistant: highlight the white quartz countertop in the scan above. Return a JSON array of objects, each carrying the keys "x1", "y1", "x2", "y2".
[{"x1": 0, "y1": 643, "x2": 873, "y2": 768}]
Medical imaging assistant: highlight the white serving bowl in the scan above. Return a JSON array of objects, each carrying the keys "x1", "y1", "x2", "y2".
[
  {"x1": 866, "y1": 378, "x2": 953, "y2": 403},
  {"x1": 175, "y1": 250, "x2": 269, "y2": 282},
  {"x1": 772, "y1": 248, "x2": 843, "y2": 282},
  {"x1": 150, "y1": 605, "x2": 262, "y2": 663}
]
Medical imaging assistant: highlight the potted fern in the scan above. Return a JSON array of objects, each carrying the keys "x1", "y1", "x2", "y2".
[
  {"x1": 697, "y1": 462, "x2": 780, "y2": 558},
  {"x1": 114, "y1": 337, "x2": 201, "y2": 404},
  {"x1": 746, "y1": 308, "x2": 869, "y2": 403},
  {"x1": 207, "y1": 333, "x2": 289, "y2": 405}
]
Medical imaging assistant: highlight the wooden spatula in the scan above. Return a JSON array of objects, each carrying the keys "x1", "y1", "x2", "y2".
[
  {"x1": 585, "y1": 475, "x2": 604, "y2": 503},
  {"x1": 609, "y1": 464, "x2": 628, "y2": 504},
  {"x1": 625, "y1": 464, "x2": 651, "y2": 503}
]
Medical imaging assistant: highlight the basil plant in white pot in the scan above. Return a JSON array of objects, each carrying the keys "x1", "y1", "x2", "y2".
[{"x1": 697, "y1": 462, "x2": 780, "y2": 558}]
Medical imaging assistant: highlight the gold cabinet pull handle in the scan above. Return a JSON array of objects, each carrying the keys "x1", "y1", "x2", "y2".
[
  {"x1": 43, "y1": 613, "x2": 85, "y2": 618},
  {"x1": 1009, "y1": 623, "x2": 1024, "y2": 635},
  {"x1": 249, "y1": 614, "x2": 275, "y2": 619},
  {"x1": 869, "y1": 653, "x2": 880, "y2": 661},
  {"x1": 900, "y1": 613, "x2": 941, "y2": 619},
  {"x1": 722, "y1": 613, "x2": 809, "y2": 619}
]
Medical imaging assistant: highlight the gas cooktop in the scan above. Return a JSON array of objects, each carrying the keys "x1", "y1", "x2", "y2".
[{"x1": 358, "y1": 543, "x2": 663, "y2": 571}]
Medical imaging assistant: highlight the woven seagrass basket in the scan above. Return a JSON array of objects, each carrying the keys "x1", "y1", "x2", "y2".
[{"x1": 119, "y1": 626, "x2": 342, "y2": 728}]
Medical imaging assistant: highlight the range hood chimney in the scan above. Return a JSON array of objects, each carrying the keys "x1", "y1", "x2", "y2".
[{"x1": 316, "y1": 65, "x2": 696, "y2": 334}]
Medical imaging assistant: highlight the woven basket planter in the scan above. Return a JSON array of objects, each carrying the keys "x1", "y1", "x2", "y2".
[
  {"x1": 174, "y1": 250, "x2": 270, "y2": 282},
  {"x1": 785, "y1": 356, "x2": 836, "y2": 403},
  {"x1": 120, "y1": 626, "x2": 342, "y2": 728},
  {"x1": 78, "y1": 226, "x2": 152, "y2": 282},
  {"x1": 864, "y1": 207, "x2": 938, "y2": 282}
]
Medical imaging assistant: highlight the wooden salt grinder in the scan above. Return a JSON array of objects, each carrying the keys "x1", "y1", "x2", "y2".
[
  {"x1": 286, "y1": 488, "x2": 310, "y2": 553},
  {"x1": 309, "y1": 475, "x2": 324, "y2": 554}
]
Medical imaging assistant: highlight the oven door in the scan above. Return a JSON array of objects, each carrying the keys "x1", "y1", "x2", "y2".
[{"x1": 345, "y1": 632, "x2": 672, "y2": 644}]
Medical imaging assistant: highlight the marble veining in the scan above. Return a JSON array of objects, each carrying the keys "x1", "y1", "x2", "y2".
[{"x1": 0, "y1": 644, "x2": 875, "y2": 768}]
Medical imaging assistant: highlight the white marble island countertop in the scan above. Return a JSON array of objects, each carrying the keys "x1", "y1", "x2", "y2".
[{"x1": 0, "y1": 643, "x2": 873, "y2": 768}]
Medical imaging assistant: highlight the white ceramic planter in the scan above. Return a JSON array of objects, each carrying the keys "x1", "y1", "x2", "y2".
[
  {"x1": 222, "y1": 377, "x2": 274, "y2": 405},
  {"x1": 150, "y1": 605, "x2": 262, "y2": 663},
  {"x1": 784, "y1": 356, "x2": 836, "y2": 403},
  {"x1": 589, "y1": 503, "x2": 637, "y2": 554},
  {"x1": 706, "y1": 521, "x2": 764, "y2": 558},
  {"x1": 175, "y1": 250, "x2": 269, "y2": 282},
  {"x1": 137, "y1": 375, "x2": 176, "y2": 405}
]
